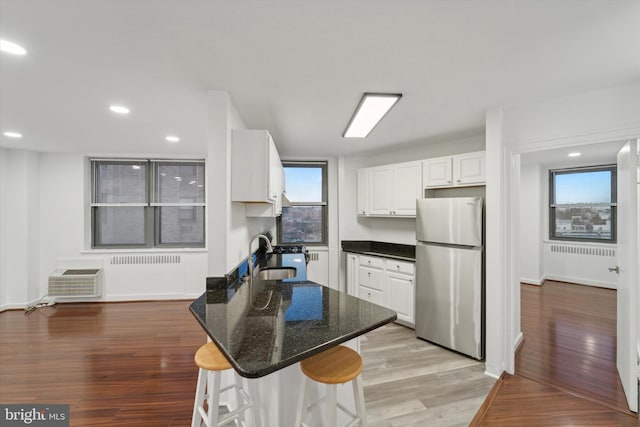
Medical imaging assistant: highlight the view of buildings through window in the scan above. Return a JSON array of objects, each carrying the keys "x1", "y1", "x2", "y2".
[
  {"x1": 549, "y1": 166, "x2": 616, "y2": 242},
  {"x1": 279, "y1": 162, "x2": 327, "y2": 245}
]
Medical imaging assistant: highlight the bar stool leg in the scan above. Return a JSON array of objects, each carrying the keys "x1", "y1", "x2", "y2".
[
  {"x1": 325, "y1": 384, "x2": 338, "y2": 427},
  {"x1": 206, "y1": 370, "x2": 222, "y2": 427},
  {"x1": 352, "y1": 375, "x2": 366, "y2": 426},
  {"x1": 233, "y1": 372, "x2": 245, "y2": 426},
  {"x1": 246, "y1": 376, "x2": 263, "y2": 427},
  {"x1": 192, "y1": 368, "x2": 207, "y2": 427},
  {"x1": 294, "y1": 375, "x2": 309, "y2": 427}
]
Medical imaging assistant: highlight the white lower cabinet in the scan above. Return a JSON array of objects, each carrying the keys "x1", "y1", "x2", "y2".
[
  {"x1": 346, "y1": 252, "x2": 415, "y2": 327},
  {"x1": 387, "y1": 271, "x2": 414, "y2": 325},
  {"x1": 359, "y1": 286, "x2": 385, "y2": 305}
]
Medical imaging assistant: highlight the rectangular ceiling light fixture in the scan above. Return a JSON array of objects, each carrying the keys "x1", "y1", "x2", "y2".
[{"x1": 343, "y1": 92, "x2": 402, "y2": 138}]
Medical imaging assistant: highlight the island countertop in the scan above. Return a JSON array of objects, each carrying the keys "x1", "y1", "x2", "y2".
[{"x1": 189, "y1": 253, "x2": 397, "y2": 378}]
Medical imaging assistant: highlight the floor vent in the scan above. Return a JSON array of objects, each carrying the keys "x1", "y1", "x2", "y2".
[
  {"x1": 48, "y1": 269, "x2": 103, "y2": 297},
  {"x1": 111, "y1": 255, "x2": 181, "y2": 265},
  {"x1": 548, "y1": 243, "x2": 615, "y2": 257}
]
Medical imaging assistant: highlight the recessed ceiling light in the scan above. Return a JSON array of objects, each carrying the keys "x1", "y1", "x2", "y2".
[
  {"x1": 343, "y1": 93, "x2": 402, "y2": 138},
  {"x1": 0, "y1": 39, "x2": 27, "y2": 55},
  {"x1": 131, "y1": 165, "x2": 141, "y2": 170},
  {"x1": 568, "y1": 152, "x2": 581, "y2": 157},
  {"x1": 3, "y1": 131, "x2": 23, "y2": 138},
  {"x1": 174, "y1": 176, "x2": 182, "y2": 181},
  {"x1": 165, "y1": 135, "x2": 180, "y2": 143},
  {"x1": 109, "y1": 105, "x2": 130, "y2": 115}
]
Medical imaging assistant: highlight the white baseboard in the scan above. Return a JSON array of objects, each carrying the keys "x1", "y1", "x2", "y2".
[
  {"x1": 520, "y1": 277, "x2": 543, "y2": 285},
  {"x1": 0, "y1": 293, "x2": 200, "y2": 311},
  {"x1": 483, "y1": 369, "x2": 501, "y2": 380},
  {"x1": 513, "y1": 332, "x2": 524, "y2": 352},
  {"x1": 544, "y1": 274, "x2": 616, "y2": 289},
  {"x1": 100, "y1": 293, "x2": 198, "y2": 302}
]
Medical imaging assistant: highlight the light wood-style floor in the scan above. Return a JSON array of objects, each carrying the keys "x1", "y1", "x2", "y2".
[
  {"x1": 361, "y1": 323, "x2": 495, "y2": 427},
  {"x1": 474, "y1": 281, "x2": 640, "y2": 426}
]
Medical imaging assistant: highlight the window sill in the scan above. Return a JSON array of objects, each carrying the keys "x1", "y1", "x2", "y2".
[
  {"x1": 81, "y1": 248, "x2": 208, "y2": 254},
  {"x1": 543, "y1": 240, "x2": 616, "y2": 247}
]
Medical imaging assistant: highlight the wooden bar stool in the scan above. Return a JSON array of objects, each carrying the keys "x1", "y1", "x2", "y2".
[
  {"x1": 294, "y1": 345, "x2": 366, "y2": 427},
  {"x1": 192, "y1": 342, "x2": 261, "y2": 427}
]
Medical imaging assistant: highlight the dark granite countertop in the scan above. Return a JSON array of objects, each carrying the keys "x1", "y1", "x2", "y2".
[
  {"x1": 189, "y1": 252, "x2": 397, "y2": 378},
  {"x1": 341, "y1": 240, "x2": 416, "y2": 261}
]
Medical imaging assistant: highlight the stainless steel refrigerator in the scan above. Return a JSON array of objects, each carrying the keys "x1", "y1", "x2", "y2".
[{"x1": 415, "y1": 197, "x2": 484, "y2": 359}]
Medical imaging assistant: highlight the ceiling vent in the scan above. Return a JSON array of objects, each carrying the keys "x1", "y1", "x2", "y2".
[{"x1": 48, "y1": 269, "x2": 103, "y2": 298}]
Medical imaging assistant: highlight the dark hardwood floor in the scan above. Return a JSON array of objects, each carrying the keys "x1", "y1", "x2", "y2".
[
  {"x1": 474, "y1": 281, "x2": 639, "y2": 426},
  {"x1": 0, "y1": 301, "x2": 206, "y2": 426}
]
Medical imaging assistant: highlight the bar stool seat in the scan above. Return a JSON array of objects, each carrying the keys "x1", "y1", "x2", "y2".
[
  {"x1": 192, "y1": 342, "x2": 261, "y2": 427},
  {"x1": 294, "y1": 345, "x2": 366, "y2": 427}
]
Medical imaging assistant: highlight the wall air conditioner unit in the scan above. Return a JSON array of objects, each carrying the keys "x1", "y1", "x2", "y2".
[{"x1": 48, "y1": 269, "x2": 103, "y2": 298}]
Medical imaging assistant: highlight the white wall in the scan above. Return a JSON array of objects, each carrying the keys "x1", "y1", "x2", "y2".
[
  {"x1": 0, "y1": 148, "x2": 5, "y2": 308},
  {"x1": 336, "y1": 134, "x2": 486, "y2": 292},
  {"x1": 519, "y1": 163, "x2": 543, "y2": 284},
  {"x1": 486, "y1": 82, "x2": 640, "y2": 378},
  {"x1": 520, "y1": 149, "x2": 624, "y2": 289},
  {"x1": 207, "y1": 91, "x2": 275, "y2": 276},
  {"x1": 0, "y1": 92, "x2": 273, "y2": 310},
  {"x1": 0, "y1": 149, "x2": 41, "y2": 309},
  {"x1": 339, "y1": 134, "x2": 485, "y2": 245}
]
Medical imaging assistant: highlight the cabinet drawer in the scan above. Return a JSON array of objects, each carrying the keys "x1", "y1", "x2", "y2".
[
  {"x1": 359, "y1": 286, "x2": 384, "y2": 306},
  {"x1": 358, "y1": 266, "x2": 385, "y2": 291},
  {"x1": 385, "y1": 259, "x2": 414, "y2": 275},
  {"x1": 359, "y1": 255, "x2": 384, "y2": 269}
]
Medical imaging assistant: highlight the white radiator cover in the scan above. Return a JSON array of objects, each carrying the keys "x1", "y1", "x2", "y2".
[
  {"x1": 48, "y1": 269, "x2": 103, "y2": 297},
  {"x1": 543, "y1": 242, "x2": 617, "y2": 289}
]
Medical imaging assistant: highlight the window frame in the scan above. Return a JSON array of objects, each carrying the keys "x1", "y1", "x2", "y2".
[
  {"x1": 548, "y1": 164, "x2": 617, "y2": 243},
  {"x1": 277, "y1": 161, "x2": 328, "y2": 246},
  {"x1": 90, "y1": 158, "x2": 205, "y2": 249}
]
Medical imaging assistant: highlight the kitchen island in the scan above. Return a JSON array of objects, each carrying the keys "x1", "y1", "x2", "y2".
[{"x1": 189, "y1": 250, "x2": 396, "y2": 425}]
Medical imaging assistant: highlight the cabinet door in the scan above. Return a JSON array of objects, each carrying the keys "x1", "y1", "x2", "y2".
[
  {"x1": 387, "y1": 272, "x2": 414, "y2": 325},
  {"x1": 267, "y1": 137, "x2": 281, "y2": 201},
  {"x1": 346, "y1": 254, "x2": 359, "y2": 296},
  {"x1": 392, "y1": 161, "x2": 422, "y2": 216},
  {"x1": 359, "y1": 286, "x2": 384, "y2": 306},
  {"x1": 454, "y1": 151, "x2": 485, "y2": 186},
  {"x1": 368, "y1": 166, "x2": 393, "y2": 215},
  {"x1": 356, "y1": 169, "x2": 369, "y2": 216},
  {"x1": 422, "y1": 157, "x2": 453, "y2": 188}
]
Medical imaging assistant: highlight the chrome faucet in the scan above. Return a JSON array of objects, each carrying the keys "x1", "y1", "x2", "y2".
[{"x1": 247, "y1": 234, "x2": 273, "y2": 282}]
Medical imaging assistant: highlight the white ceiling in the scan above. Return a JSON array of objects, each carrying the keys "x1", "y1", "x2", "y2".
[{"x1": 1, "y1": 1, "x2": 639, "y2": 158}]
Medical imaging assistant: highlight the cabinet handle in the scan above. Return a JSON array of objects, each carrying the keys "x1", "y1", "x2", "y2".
[
  {"x1": 447, "y1": 180, "x2": 452, "y2": 183},
  {"x1": 368, "y1": 272, "x2": 371, "y2": 277},
  {"x1": 457, "y1": 179, "x2": 461, "y2": 183},
  {"x1": 368, "y1": 260, "x2": 371, "y2": 265},
  {"x1": 396, "y1": 265, "x2": 400, "y2": 270}
]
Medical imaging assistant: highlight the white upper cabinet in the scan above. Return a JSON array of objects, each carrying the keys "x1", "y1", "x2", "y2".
[
  {"x1": 422, "y1": 156, "x2": 453, "y2": 187},
  {"x1": 422, "y1": 151, "x2": 485, "y2": 189},
  {"x1": 368, "y1": 166, "x2": 394, "y2": 216},
  {"x1": 359, "y1": 161, "x2": 421, "y2": 217},
  {"x1": 392, "y1": 161, "x2": 422, "y2": 216},
  {"x1": 356, "y1": 169, "x2": 369, "y2": 216},
  {"x1": 453, "y1": 151, "x2": 486, "y2": 186},
  {"x1": 231, "y1": 129, "x2": 284, "y2": 217}
]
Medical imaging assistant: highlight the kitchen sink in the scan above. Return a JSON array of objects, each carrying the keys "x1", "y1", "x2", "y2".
[{"x1": 257, "y1": 267, "x2": 296, "y2": 281}]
